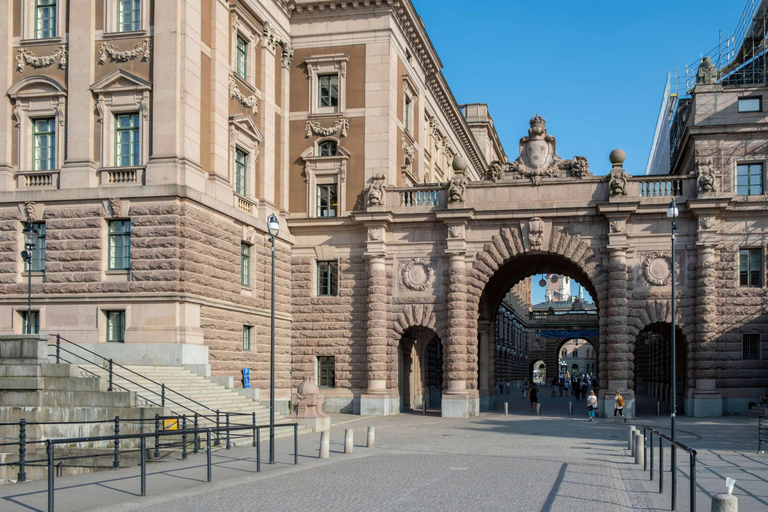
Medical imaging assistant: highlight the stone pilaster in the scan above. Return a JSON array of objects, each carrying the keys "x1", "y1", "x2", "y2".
[
  {"x1": 603, "y1": 246, "x2": 634, "y2": 416},
  {"x1": 478, "y1": 320, "x2": 493, "y2": 410},
  {"x1": 443, "y1": 251, "x2": 473, "y2": 417}
]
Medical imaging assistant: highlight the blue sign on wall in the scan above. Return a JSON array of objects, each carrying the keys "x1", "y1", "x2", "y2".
[{"x1": 243, "y1": 368, "x2": 251, "y2": 389}]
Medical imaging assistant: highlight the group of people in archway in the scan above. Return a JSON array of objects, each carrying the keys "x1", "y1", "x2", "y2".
[{"x1": 550, "y1": 373, "x2": 597, "y2": 401}]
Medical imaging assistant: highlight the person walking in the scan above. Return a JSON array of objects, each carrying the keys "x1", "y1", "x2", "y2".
[
  {"x1": 614, "y1": 391, "x2": 626, "y2": 422},
  {"x1": 551, "y1": 376, "x2": 558, "y2": 397},
  {"x1": 506, "y1": 381, "x2": 511, "y2": 395},
  {"x1": 529, "y1": 382, "x2": 539, "y2": 412},
  {"x1": 498, "y1": 380, "x2": 504, "y2": 395},
  {"x1": 587, "y1": 390, "x2": 598, "y2": 422},
  {"x1": 580, "y1": 379, "x2": 588, "y2": 401},
  {"x1": 563, "y1": 378, "x2": 570, "y2": 397},
  {"x1": 522, "y1": 380, "x2": 529, "y2": 399}
]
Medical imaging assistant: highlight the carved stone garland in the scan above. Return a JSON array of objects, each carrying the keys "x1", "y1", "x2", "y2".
[
  {"x1": 16, "y1": 46, "x2": 68, "y2": 72},
  {"x1": 642, "y1": 252, "x2": 673, "y2": 286},
  {"x1": 400, "y1": 259, "x2": 436, "y2": 292},
  {"x1": 229, "y1": 77, "x2": 258, "y2": 116},
  {"x1": 305, "y1": 118, "x2": 349, "y2": 138},
  {"x1": 98, "y1": 39, "x2": 151, "y2": 65}
]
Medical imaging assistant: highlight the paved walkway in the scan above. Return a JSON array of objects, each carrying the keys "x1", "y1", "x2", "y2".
[{"x1": 0, "y1": 392, "x2": 765, "y2": 511}]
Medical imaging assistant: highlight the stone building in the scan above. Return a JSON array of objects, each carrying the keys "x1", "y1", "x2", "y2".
[{"x1": 1, "y1": 0, "x2": 768, "y2": 419}]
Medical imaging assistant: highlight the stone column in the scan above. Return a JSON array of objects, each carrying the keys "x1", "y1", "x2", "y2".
[
  {"x1": 478, "y1": 320, "x2": 491, "y2": 411},
  {"x1": 443, "y1": 252, "x2": 474, "y2": 418},
  {"x1": 604, "y1": 246, "x2": 633, "y2": 416},
  {"x1": 360, "y1": 253, "x2": 395, "y2": 415}
]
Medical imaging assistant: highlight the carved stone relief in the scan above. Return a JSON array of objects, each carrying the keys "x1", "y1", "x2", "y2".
[
  {"x1": 305, "y1": 118, "x2": 349, "y2": 138},
  {"x1": 448, "y1": 225, "x2": 464, "y2": 239},
  {"x1": 697, "y1": 56, "x2": 717, "y2": 85},
  {"x1": 699, "y1": 216, "x2": 716, "y2": 230},
  {"x1": 109, "y1": 198, "x2": 122, "y2": 218},
  {"x1": 485, "y1": 160, "x2": 504, "y2": 182},
  {"x1": 696, "y1": 157, "x2": 717, "y2": 195},
  {"x1": 642, "y1": 252, "x2": 673, "y2": 286},
  {"x1": 16, "y1": 46, "x2": 68, "y2": 72},
  {"x1": 609, "y1": 170, "x2": 628, "y2": 196},
  {"x1": 229, "y1": 77, "x2": 258, "y2": 116},
  {"x1": 98, "y1": 39, "x2": 151, "y2": 65},
  {"x1": 609, "y1": 219, "x2": 626, "y2": 233},
  {"x1": 448, "y1": 176, "x2": 466, "y2": 203},
  {"x1": 367, "y1": 228, "x2": 382, "y2": 241},
  {"x1": 24, "y1": 201, "x2": 37, "y2": 222},
  {"x1": 368, "y1": 174, "x2": 386, "y2": 207},
  {"x1": 528, "y1": 217, "x2": 544, "y2": 250},
  {"x1": 400, "y1": 259, "x2": 436, "y2": 292}
]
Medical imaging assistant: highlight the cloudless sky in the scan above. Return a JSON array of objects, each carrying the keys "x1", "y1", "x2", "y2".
[{"x1": 413, "y1": 0, "x2": 747, "y2": 175}]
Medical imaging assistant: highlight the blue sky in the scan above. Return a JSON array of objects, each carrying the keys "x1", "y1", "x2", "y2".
[{"x1": 413, "y1": 0, "x2": 746, "y2": 175}]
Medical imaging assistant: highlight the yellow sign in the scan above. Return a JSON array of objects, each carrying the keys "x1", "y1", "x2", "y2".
[{"x1": 163, "y1": 418, "x2": 178, "y2": 431}]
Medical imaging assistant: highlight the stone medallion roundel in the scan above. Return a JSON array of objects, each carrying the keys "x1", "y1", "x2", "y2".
[
  {"x1": 400, "y1": 259, "x2": 435, "y2": 291},
  {"x1": 642, "y1": 252, "x2": 673, "y2": 286}
]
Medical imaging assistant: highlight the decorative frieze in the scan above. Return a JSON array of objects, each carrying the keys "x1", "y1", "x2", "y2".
[
  {"x1": 98, "y1": 39, "x2": 151, "y2": 65},
  {"x1": 400, "y1": 259, "x2": 436, "y2": 292},
  {"x1": 305, "y1": 118, "x2": 349, "y2": 138},
  {"x1": 229, "y1": 77, "x2": 258, "y2": 116},
  {"x1": 16, "y1": 46, "x2": 68, "y2": 72}
]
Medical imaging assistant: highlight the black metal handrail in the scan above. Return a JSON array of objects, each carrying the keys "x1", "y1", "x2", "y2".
[
  {"x1": 643, "y1": 426, "x2": 698, "y2": 511},
  {"x1": 758, "y1": 415, "x2": 767, "y2": 453}
]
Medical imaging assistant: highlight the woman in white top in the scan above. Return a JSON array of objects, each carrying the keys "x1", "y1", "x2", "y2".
[{"x1": 587, "y1": 391, "x2": 598, "y2": 422}]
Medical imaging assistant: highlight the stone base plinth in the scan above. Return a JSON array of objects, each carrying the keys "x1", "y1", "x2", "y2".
[
  {"x1": 441, "y1": 394, "x2": 480, "y2": 418},
  {"x1": 57, "y1": 342, "x2": 211, "y2": 377},
  {"x1": 296, "y1": 416, "x2": 330, "y2": 432},
  {"x1": 360, "y1": 394, "x2": 399, "y2": 416},
  {"x1": 479, "y1": 393, "x2": 497, "y2": 412},
  {"x1": 685, "y1": 394, "x2": 723, "y2": 417}
]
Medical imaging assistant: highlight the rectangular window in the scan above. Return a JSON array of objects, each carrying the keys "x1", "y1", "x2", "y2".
[
  {"x1": 318, "y1": 74, "x2": 339, "y2": 109},
  {"x1": 743, "y1": 334, "x2": 760, "y2": 360},
  {"x1": 240, "y1": 243, "x2": 250, "y2": 287},
  {"x1": 316, "y1": 184, "x2": 338, "y2": 218},
  {"x1": 739, "y1": 97, "x2": 762, "y2": 113},
  {"x1": 33, "y1": 118, "x2": 56, "y2": 171},
  {"x1": 108, "y1": 220, "x2": 131, "y2": 270},
  {"x1": 115, "y1": 113, "x2": 140, "y2": 167},
  {"x1": 317, "y1": 260, "x2": 338, "y2": 297},
  {"x1": 236, "y1": 35, "x2": 248, "y2": 80},
  {"x1": 740, "y1": 249, "x2": 762, "y2": 287},
  {"x1": 106, "y1": 311, "x2": 125, "y2": 343},
  {"x1": 736, "y1": 163, "x2": 763, "y2": 196},
  {"x1": 25, "y1": 223, "x2": 46, "y2": 273},
  {"x1": 118, "y1": 0, "x2": 141, "y2": 32},
  {"x1": 243, "y1": 325, "x2": 251, "y2": 351},
  {"x1": 35, "y1": 0, "x2": 57, "y2": 39},
  {"x1": 21, "y1": 311, "x2": 40, "y2": 335},
  {"x1": 235, "y1": 148, "x2": 247, "y2": 196},
  {"x1": 317, "y1": 356, "x2": 335, "y2": 388},
  {"x1": 405, "y1": 95, "x2": 412, "y2": 131}
]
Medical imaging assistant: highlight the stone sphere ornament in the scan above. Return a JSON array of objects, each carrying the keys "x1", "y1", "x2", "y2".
[{"x1": 609, "y1": 148, "x2": 626, "y2": 166}]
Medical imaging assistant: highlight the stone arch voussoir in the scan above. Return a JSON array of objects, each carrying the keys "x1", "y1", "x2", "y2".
[{"x1": 393, "y1": 304, "x2": 446, "y2": 342}]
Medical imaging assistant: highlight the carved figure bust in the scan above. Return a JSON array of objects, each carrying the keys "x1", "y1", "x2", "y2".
[
  {"x1": 486, "y1": 160, "x2": 505, "y2": 182},
  {"x1": 292, "y1": 377, "x2": 327, "y2": 419},
  {"x1": 697, "y1": 56, "x2": 717, "y2": 85},
  {"x1": 696, "y1": 158, "x2": 717, "y2": 195},
  {"x1": 609, "y1": 171, "x2": 628, "y2": 197},
  {"x1": 448, "y1": 176, "x2": 467, "y2": 202}
]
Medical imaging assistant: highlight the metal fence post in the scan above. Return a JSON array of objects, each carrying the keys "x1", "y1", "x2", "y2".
[
  {"x1": 252, "y1": 412, "x2": 257, "y2": 447},
  {"x1": 659, "y1": 438, "x2": 664, "y2": 494},
  {"x1": 643, "y1": 429, "x2": 648, "y2": 472},
  {"x1": 108, "y1": 359, "x2": 114, "y2": 391},
  {"x1": 672, "y1": 445, "x2": 677, "y2": 511},
  {"x1": 194, "y1": 413, "x2": 199, "y2": 454},
  {"x1": 140, "y1": 436, "x2": 146, "y2": 497},
  {"x1": 161, "y1": 383, "x2": 165, "y2": 408},
  {"x1": 47, "y1": 440, "x2": 54, "y2": 512},
  {"x1": 256, "y1": 427, "x2": 261, "y2": 473},
  {"x1": 17, "y1": 419, "x2": 26, "y2": 482},
  {"x1": 55, "y1": 334, "x2": 60, "y2": 364},
  {"x1": 650, "y1": 431, "x2": 654, "y2": 481},
  {"x1": 154, "y1": 414, "x2": 160, "y2": 458},
  {"x1": 113, "y1": 416, "x2": 120, "y2": 469},
  {"x1": 206, "y1": 430, "x2": 212, "y2": 483},
  {"x1": 690, "y1": 450, "x2": 697, "y2": 512},
  {"x1": 215, "y1": 410, "x2": 220, "y2": 446},
  {"x1": 225, "y1": 413, "x2": 231, "y2": 450},
  {"x1": 181, "y1": 415, "x2": 188, "y2": 460},
  {"x1": 294, "y1": 423, "x2": 298, "y2": 465}
]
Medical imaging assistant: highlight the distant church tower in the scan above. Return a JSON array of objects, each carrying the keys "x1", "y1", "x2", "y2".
[{"x1": 543, "y1": 274, "x2": 571, "y2": 302}]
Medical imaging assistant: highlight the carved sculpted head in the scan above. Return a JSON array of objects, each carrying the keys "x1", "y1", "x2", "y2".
[{"x1": 528, "y1": 217, "x2": 544, "y2": 250}]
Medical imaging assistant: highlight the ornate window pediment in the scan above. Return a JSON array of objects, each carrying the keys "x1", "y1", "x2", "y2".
[
  {"x1": 300, "y1": 140, "x2": 349, "y2": 218},
  {"x1": 229, "y1": 115, "x2": 263, "y2": 214}
]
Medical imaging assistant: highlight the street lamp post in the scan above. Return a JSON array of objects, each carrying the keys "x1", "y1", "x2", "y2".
[
  {"x1": 21, "y1": 223, "x2": 38, "y2": 334},
  {"x1": 666, "y1": 199, "x2": 679, "y2": 504},
  {"x1": 267, "y1": 213, "x2": 280, "y2": 465}
]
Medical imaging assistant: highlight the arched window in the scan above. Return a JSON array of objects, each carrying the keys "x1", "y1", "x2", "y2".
[{"x1": 318, "y1": 140, "x2": 338, "y2": 157}]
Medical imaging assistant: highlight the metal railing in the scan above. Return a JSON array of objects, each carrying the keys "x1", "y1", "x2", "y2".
[
  {"x1": 19, "y1": 420, "x2": 297, "y2": 512},
  {"x1": 643, "y1": 426, "x2": 698, "y2": 511},
  {"x1": 758, "y1": 415, "x2": 768, "y2": 453}
]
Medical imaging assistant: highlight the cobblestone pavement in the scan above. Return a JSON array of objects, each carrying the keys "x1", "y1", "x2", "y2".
[{"x1": 0, "y1": 391, "x2": 766, "y2": 511}]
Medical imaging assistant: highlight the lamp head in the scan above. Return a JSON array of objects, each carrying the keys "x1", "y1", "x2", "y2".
[
  {"x1": 267, "y1": 214, "x2": 280, "y2": 237},
  {"x1": 22, "y1": 223, "x2": 38, "y2": 249},
  {"x1": 666, "y1": 199, "x2": 678, "y2": 219}
]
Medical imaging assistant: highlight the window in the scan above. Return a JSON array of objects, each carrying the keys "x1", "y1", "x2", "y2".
[
  {"x1": 21, "y1": 311, "x2": 40, "y2": 334},
  {"x1": 243, "y1": 325, "x2": 251, "y2": 351},
  {"x1": 318, "y1": 141, "x2": 337, "y2": 157},
  {"x1": 33, "y1": 118, "x2": 56, "y2": 171},
  {"x1": 743, "y1": 334, "x2": 760, "y2": 360},
  {"x1": 317, "y1": 260, "x2": 338, "y2": 297},
  {"x1": 240, "y1": 243, "x2": 250, "y2": 287},
  {"x1": 737, "y1": 163, "x2": 763, "y2": 196},
  {"x1": 108, "y1": 220, "x2": 131, "y2": 270},
  {"x1": 118, "y1": 0, "x2": 141, "y2": 32},
  {"x1": 235, "y1": 148, "x2": 247, "y2": 196},
  {"x1": 106, "y1": 311, "x2": 125, "y2": 343},
  {"x1": 318, "y1": 74, "x2": 338, "y2": 109},
  {"x1": 115, "y1": 113, "x2": 140, "y2": 167},
  {"x1": 317, "y1": 356, "x2": 335, "y2": 388},
  {"x1": 25, "y1": 223, "x2": 46, "y2": 273},
  {"x1": 405, "y1": 95, "x2": 413, "y2": 132},
  {"x1": 35, "y1": 0, "x2": 57, "y2": 39},
  {"x1": 316, "y1": 184, "x2": 338, "y2": 218},
  {"x1": 740, "y1": 249, "x2": 762, "y2": 287},
  {"x1": 236, "y1": 36, "x2": 248, "y2": 80},
  {"x1": 739, "y1": 97, "x2": 762, "y2": 113}
]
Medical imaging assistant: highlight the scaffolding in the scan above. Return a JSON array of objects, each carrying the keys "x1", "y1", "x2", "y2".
[{"x1": 645, "y1": 0, "x2": 768, "y2": 175}]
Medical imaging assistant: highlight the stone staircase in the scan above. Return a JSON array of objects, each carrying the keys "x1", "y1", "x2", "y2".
[{"x1": 745, "y1": 405, "x2": 768, "y2": 417}]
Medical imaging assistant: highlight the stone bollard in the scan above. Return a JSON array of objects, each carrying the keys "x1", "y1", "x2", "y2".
[
  {"x1": 344, "y1": 429, "x2": 353, "y2": 454},
  {"x1": 569, "y1": 402, "x2": 573, "y2": 416},
  {"x1": 633, "y1": 431, "x2": 644, "y2": 465},
  {"x1": 628, "y1": 426, "x2": 636, "y2": 451},
  {"x1": 319, "y1": 431, "x2": 330, "y2": 459},
  {"x1": 504, "y1": 403, "x2": 508, "y2": 415},
  {"x1": 367, "y1": 427, "x2": 375, "y2": 448},
  {"x1": 536, "y1": 403, "x2": 541, "y2": 415},
  {"x1": 711, "y1": 494, "x2": 738, "y2": 512}
]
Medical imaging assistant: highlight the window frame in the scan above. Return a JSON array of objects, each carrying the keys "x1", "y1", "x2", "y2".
[
  {"x1": 240, "y1": 242, "x2": 251, "y2": 287},
  {"x1": 103, "y1": 0, "x2": 148, "y2": 36},
  {"x1": 304, "y1": 54, "x2": 349, "y2": 116},
  {"x1": 236, "y1": 35, "x2": 249, "y2": 81},
  {"x1": 743, "y1": 333, "x2": 760, "y2": 360},
  {"x1": 317, "y1": 356, "x2": 336, "y2": 388},
  {"x1": 739, "y1": 248, "x2": 762, "y2": 288},
  {"x1": 316, "y1": 183, "x2": 338, "y2": 218},
  {"x1": 243, "y1": 325, "x2": 252, "y2": 351},
  {"x1": 108, "y1": 220, "x2": 131, "y2": 271},
  {"x1": 114, "y1": 113, "x2": 140, "y2": 168},
  {"x1": 20, "y1": 0, "x2": 67, "y2": 43},
  {"x1": 32, "y1": 117, "x2": 56, "y2": 171},
  {"x1": 317, "y1": 74, "x2": 339, "y2": 111},
  {"x1": 21, "y1": 310, "x2": 40, "y2": 335},
  {"x1": 316, "y1": 260, "x2": 339, "y2": 297},
  {"x1": 738, "y1": 96, "x2": 762, "y2": 113},
  {"x1": 317, "y1": 140, "x2": 338, "y2": 157},
  {"x1": 117, "y1": 0, "x2": 142, "y2": 33},
  {"x1": 235, "y1": 147, "x2": 248, "y2": 196},
  {"x1": 736, "y1": 163, "x2": 764, "y2": 196},
  {"x1": 24, "y1": 222, "x2": 46, "y2": 274},
  {"x1": 34, "y1": 0, "x2": 57, "y2": 39},
  {"x1": 105, "y1": 310, "x2": 126, "y2": 343}
]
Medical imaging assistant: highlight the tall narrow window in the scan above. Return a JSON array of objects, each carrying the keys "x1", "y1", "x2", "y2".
[
  {"x1": 106, "y1": 311, "x2": 125, "y2": 343},
  {"x1": 740, "y1": 249, "x2": 762, "y2": 287},
  {"x1": 22, "y1": 311, "x2": 40, "y2": 334},
  {"x1": 317, "y1": 141, "x2": 337, "y2": 157},
  {"x1": 33, "y1": 118, "x2": 56, "y2": 171},
  {"x1": 737, "y1": 163, "x2": 763, "y2": 196},
  {"x1": 25, "y1": 223, "x2": 46, "y2": 273},
  {"x1": 318, "y1": 75, "x2": 338, "y2": 109},
  {"x1": 405, "y1": 95, "x2": 412, "y2": 132},
  {"x1": 236, "y1": 36, "x2": 248, "y2": 80},
  {"x1": 743, "y1": 334, "x2": 760, "y2": 360},
  {"x1": 317, "y1": 260, "x2": 338, "y2": 297},
  {"x1": 115, "y1": 113, "x2": 140, "y2": 167},
  {"x1": 316, "y1": 184, "x2": 338, "y2": 218},
  {"x1": 240, "y1": 243, "x2": 250, "y2": 287},
  {"x1": 118, "y1": 0, "x2": 141, "y2": 32},
  {"x1": 243, "y1": 325, "x2": 251, "y2": 351},
  {"x1": 35, "y1": 0, "x2": 57, "y2": 39},
  {"x1": 317, "y1": 356, "x2": 335, "y2": 388},
  {"x1": 108, "y1": 220, "x2": 131, "y2": 270},
  {"x1": 235, "y1": 148, "x2": 247, "y2": 196}
]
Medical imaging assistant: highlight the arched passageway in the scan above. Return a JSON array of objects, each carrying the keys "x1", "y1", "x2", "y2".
[
  {"x1": 633, "y1": 322, "x2": 688, "y2": 416},
  {"x1": 397, "y1": 326, "x2": 442, "y2": 412}
]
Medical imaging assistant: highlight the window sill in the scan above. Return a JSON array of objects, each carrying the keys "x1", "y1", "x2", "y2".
[
  {"x1": 105, "y1": 270, "x2": 130, "y2": 282},
  {"x1": 101, "y1": 30, "x2": 149, "y2": 40},
  {"x1": 241, "y1": 287, "x2": 253, "y2": 297},
  {"x1": 19, "y1": 37, "x2": 65, "y2": 47},
  {"x1": 233, "y1": 74, "x2": 258, "y2": 95},
  {"x1": 21, "y1": 272, "x2": 45, "y2": 285},
  {"x1": 308, "y1": 111, "x2": 344, "y2": 120}
]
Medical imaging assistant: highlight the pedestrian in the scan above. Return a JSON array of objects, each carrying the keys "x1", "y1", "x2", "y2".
[
  {"x1": 551, "y1": 376, "x2": 558, "y2": 397},
  {"x1": 587, "y1": 390, "x2": 598, "y2": 421},
  {"x1": 558, "y1": 376, "x2": 564, "y2": 397},
  {"x1": 506, "y1": 381, "x2": 510, "y2": 395},
  {"x1": 498, "y1": 380, "x2": 504, "y2": 395},
  {"x1": 522, "y1": 380, "x2": 529, "y2": 398},
  {"x1": 529, "y1": 382, "x2": 539, "y2": 412},
  {"x1": 614, "y1": 391, "x2": 626, "y2": 422},
  {"x1": 580, "y1": 379, "x2": 588, "y2": 401},
  {"x1": 564, "y1": 378, "x2": 569, "y2": 397}
]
